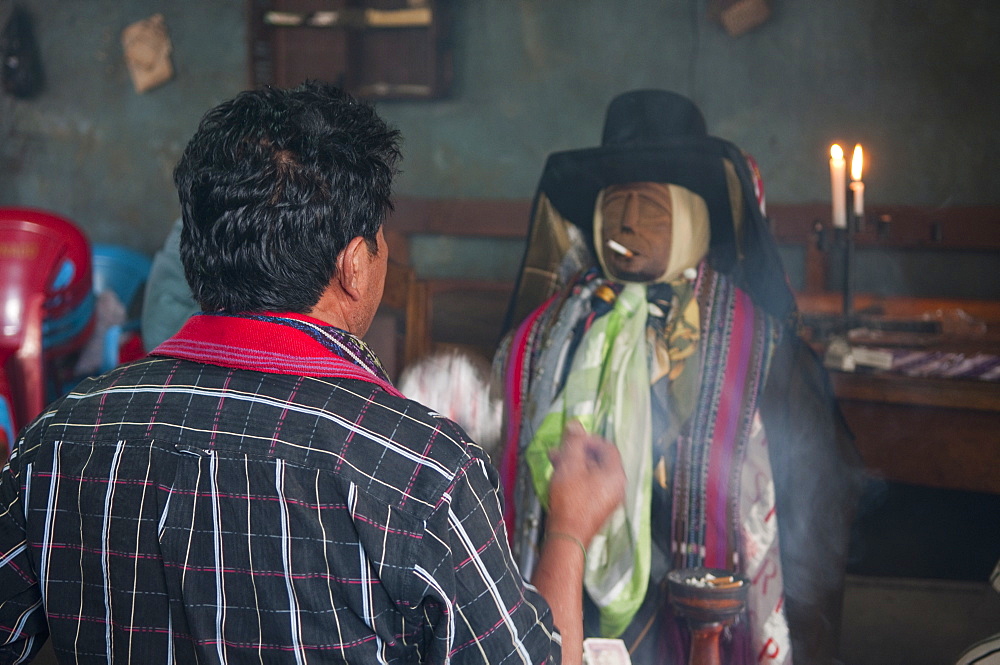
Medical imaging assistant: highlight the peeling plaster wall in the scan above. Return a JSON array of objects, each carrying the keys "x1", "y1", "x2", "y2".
[
  {"x1": 1, "y1": 1, "x2": 246, "y2": 254},
  {"x1": 378, "y1": 1, "x2": 1000, "y2": 208},
  {"x1": 2, "y1": 0, "x2": 998, "y2": 258}
]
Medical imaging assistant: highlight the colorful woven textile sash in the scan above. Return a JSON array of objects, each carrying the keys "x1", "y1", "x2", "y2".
[
  {"x1": 499, "y1": 292, "x2": 560, "y2": 542},
  {"x1": 672, "y1": 268, "x2": 776, "y2": 568},
  {"x1": 668, "y1": 268, "x2": 788, "y2": 664},
  {"x1": 152, "y1": 312, "x2": 401, "y2": 397}
]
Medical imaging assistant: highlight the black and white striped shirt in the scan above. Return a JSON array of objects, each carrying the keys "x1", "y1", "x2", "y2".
[{"x1": 0, "y1": 313, "x2": 559, "y2": 664}]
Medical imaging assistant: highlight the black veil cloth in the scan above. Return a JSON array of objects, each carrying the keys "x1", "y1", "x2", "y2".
[{"x1": 500, "y1": 90, "x2": 866, "y2": 664}]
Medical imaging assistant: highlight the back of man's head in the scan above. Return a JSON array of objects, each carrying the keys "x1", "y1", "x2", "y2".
[{"x1": 174, "y1": 81, "x2": 401, "y2": 314}]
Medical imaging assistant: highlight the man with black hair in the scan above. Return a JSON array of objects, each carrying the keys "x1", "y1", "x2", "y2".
[{"x1": 0, "y1": 82, "x2": 624, "y2": 664}]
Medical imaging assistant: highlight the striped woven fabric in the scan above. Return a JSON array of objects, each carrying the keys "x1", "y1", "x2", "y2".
[
  {"x1": 882, "y1": 349, "x2": 1000, "y2": 381},
  {"x1": 0, "y1": 313, "x2": 561, "y2": 664}
]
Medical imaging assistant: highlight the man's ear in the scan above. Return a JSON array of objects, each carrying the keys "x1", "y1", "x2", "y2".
[{"x1": 336, "y1": 236, "x2": 369, "y2": 302}]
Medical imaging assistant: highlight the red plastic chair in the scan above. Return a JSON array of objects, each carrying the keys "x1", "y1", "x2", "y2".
[{"x1": 0, "y1": 208, "x2": 94, "y2": 456}]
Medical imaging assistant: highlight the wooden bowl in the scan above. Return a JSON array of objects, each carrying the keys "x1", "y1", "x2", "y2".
[{"x1": 667, "y1": 567, "x2": 750, "y2": 626}]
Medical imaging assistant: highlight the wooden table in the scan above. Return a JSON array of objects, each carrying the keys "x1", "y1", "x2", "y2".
[{"x1": 796, "y1": 294, "x2": 1000, "y2": 495}]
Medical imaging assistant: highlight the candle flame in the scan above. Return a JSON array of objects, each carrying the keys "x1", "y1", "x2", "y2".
[
  {"x1": 830, "y1": 144, "x2": 844, "y2": 161},
  {"x1": 851, "y1": 144, "x2": 864, "y2": 181}
]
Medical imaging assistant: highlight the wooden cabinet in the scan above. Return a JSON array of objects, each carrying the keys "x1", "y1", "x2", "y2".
[{"x1": 248, "y1": 0, "x2": 452, "y2": 100}]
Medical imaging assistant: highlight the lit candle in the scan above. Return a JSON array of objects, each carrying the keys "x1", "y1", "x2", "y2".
[
  {"x1": 850, "y1": 144, "x2": 864, "y2": 217},
  {"x1": 830, "y1": 144, "x2": 847, "y2": 228}
]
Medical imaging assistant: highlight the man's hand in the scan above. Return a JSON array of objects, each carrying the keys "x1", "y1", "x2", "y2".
[
  {"x1": 531, "y1": 420, "x2": 626, "y2": 665},
  {"x1": 546, "y1": 420, "x2": 626, "y2": 549}
]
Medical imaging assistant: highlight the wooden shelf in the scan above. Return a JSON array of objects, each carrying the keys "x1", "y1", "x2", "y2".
[
  {"x1": 831, "y1": 371, "x2": 1000, "y2": 413},
  {"x1": 248, "y1": 0, "x2": 452, "y2": 100}
]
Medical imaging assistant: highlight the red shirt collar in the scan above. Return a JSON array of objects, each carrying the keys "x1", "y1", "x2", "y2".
[{"x1": 151, "y1": 312, "x2": 402, "y2": 397}]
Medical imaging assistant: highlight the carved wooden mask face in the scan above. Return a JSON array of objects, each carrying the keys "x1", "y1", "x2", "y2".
[{"x1": 598, "y1": 182, "x2": 674, "y2": 283}]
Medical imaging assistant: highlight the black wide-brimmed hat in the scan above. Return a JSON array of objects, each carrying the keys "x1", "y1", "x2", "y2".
[
  {"x1": 519, "y1": 89, "x2": 796, "y2": 321},
  {"x1": 538, "y1": 90, "x2": 744, "y2": 267}
]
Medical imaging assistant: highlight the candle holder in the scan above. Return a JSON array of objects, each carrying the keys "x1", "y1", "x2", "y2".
[
  {"x1": 797, "y1": 212, "x2": 862, "y2": 348},
  {"x1": 838, "y1": 211, "x2": 863, "y2": 323},
  {"x1": 803, "y1": 212, "x2": 944, "y2": 361}
]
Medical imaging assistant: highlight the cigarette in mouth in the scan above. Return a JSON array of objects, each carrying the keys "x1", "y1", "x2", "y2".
[{"x1": 606, "y1": 239, "x2": 634, "y2": 258}]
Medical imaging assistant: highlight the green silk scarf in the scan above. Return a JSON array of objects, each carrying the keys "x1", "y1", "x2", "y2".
[{"x1": 525, "y1": 283, "x2": 653, "y2": 638}]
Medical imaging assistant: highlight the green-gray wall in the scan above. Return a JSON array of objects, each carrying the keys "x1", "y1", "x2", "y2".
[{"x1": 3, "y1": 0, "x2": 998, "y2": 259}]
